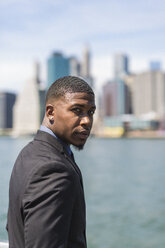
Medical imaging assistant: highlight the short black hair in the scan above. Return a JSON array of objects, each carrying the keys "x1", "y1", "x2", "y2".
[{"x1": 46, "y1": 76, "x2": 94, "y2": 103}]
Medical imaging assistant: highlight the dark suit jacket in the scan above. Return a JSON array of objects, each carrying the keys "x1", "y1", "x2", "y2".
[{"x1": 7, "y1": 130, "x2": 87, "y2": 248}]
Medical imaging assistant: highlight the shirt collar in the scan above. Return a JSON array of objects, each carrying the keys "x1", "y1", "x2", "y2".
[{"x1": 40, "y1": 125, "x2": 72, "y2": 156}]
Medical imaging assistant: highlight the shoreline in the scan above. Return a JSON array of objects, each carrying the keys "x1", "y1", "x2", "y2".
[
  {"x1": 1, "y1": 129, "x2": 165, "y2": 139},
  {"x1": 93, "y1": 129, "x2": 165, "y2": 139}
]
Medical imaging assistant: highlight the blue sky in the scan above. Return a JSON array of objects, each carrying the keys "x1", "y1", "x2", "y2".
[{"x1": 0, "y1": 0, "x2": 165, "y2": 92}]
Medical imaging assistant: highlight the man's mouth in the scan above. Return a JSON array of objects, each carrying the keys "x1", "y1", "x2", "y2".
[{"x1": 74, "y1": 130, "x2": 90, "y2": 140}]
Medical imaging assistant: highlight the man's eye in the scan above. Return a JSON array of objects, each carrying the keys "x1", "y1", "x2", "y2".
[
  {"x1": 88, "y1": 110, "x2": 95, "y2": 116},
  {"x1": 72, "y1": 108, "x2": 81, "y2": 114}
]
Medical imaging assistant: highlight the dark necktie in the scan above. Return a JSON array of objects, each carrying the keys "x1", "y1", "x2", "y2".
[
  {"x1": 70, "y1": 151, "x2": 75, "y2": 162},
  {"x1": 70, "y1": 151, "x2": 83, "y2": 188}
]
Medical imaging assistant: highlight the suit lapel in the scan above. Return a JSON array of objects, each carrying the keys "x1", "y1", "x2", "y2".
[
  {"x1": 63, "y1": 149, "x2": 84, "y2": 188},
  {"x1": 34, "y1": 130, "x2": 84, "y2": 187}
]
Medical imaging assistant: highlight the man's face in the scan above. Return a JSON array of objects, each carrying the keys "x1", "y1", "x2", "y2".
[{"x1": 48, "y1": 92, "x2": 96, "y2": 149}]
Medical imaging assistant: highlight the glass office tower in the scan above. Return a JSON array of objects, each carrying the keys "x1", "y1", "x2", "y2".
[{"x1": 47, "y1": 52, "x2": 69, "y2": 88}]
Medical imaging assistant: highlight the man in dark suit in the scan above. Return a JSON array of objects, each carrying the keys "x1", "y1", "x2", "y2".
[{"x1": 7, "y1": 76, "x2": 96, "y2": 248}]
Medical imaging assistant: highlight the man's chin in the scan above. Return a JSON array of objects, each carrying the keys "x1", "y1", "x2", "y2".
[{"x1": 72, "y1": 144, "x2": 84, "y2": 151}]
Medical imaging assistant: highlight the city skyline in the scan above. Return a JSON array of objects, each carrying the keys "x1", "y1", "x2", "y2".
[{"x1": 0, "y1": 0, "x2": 165, "y2": 92}]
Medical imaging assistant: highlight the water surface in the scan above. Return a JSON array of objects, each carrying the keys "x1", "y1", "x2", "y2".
[{"x1": 0, "y1": 136, "x2": 165, "y2": 248}]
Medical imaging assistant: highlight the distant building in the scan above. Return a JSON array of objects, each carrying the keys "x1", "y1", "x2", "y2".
[
  {"x1": 125, "y1": 86, "x2": 132, "y2": 114},
  {"x1": 39, "y1": 89, "x2": 46, "y2": 123},
  {"x1": 0, "y1": 92, "x2": 16, "y2": 129},
  {"x1": 102, "y1": 80, "x2": 131, "y2": 117},
  {"x1": 114, "y1": 53, "x2": 129, "y2": 80},
  {"x1": 47, "y1": 47, "x2": 94, "y2": 89},
  {"x1": 13, "y1": 63, "x2": 43, "y2": 135},
  {"x1": 81, "y1": 46, "x2": 90, "y2": 78},
  {"x1": 80, "y1": 46, "x2": 94, "y2": 89},
  {"x1": 34, "y1": 61, "x2": 41, "y2": 85},
  {"x1": 124, "y1": 74, "x2": 135, "y2": 114},
  {"x1": 13, "y1": 77, "x2": 40, "y2": 135},
  {"x1": 103, "y1": 115, "x2": 159, "y2": 132},
  {"x1": 132, "y1": 71, "x2": 165, "y2": 117},
  {"x1": 102, "y1": 81, "x2": 118, "y2": 116},
  {"x1": 117, "y1": 80, "x2": 126, "y2": 115},
  {"x1": 47, "y1": 52, "x2": 70, "y2": 88},
  {"x1": 108, "y1": 53, "x2": 130, "y2": 115},
  {"x1": 69, "y1": 57, "x2": 80, "y2": 76},
  {"x1": 34, "y1": 61, "x2": 46, "y2": 123}
]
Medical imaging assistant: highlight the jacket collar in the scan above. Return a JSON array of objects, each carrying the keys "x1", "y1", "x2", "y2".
[
  {"x1": 34, "y1": 130, "x2": 83, "y2": 184},
  {"x1": 34, "y1": 130, "x2": 64, "y2": 154}
]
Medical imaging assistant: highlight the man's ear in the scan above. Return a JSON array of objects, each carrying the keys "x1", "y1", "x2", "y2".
[{"x1": 46, "y1": 104, "x2": 55, "y2": 124}]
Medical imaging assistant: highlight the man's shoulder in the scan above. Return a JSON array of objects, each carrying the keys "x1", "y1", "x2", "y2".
[
  {"x1": 22, "y1": 139, "x2": 76, "y2": 190},
  {"x1": 34, "y1": 130, "x2": 63, "y2": 152},
  {"x1": 18, "y1": 130, "x2": 62, "y2": 156},
  {"x1": 13, "y1": 131, "x2": 64, "y2": 177},
  {"x1": 12, "y1": 135, "x2": 72, "y2": 188}
]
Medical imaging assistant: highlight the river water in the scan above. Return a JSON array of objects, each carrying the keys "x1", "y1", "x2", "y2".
[{"x1": 0, "y1": 136, "x2": 165, "y2": 248}]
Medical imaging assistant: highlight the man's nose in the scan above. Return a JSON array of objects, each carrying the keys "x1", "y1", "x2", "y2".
[{"x1": 80, "y1": 115, "x2": 91, "y2": 127}]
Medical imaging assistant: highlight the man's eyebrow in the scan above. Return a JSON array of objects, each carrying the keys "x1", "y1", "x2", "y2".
[
  {"x1": 71, "y1": 104, "x2": 85, "y2": 107},
  {"x1": 71, "y1": 104, "x2": 96, "y2": 109}
]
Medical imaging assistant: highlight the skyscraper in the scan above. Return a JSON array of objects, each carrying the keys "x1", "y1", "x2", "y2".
[
  {"x1": 132, "y1": 71, "x2": 165, "y2": 117},
  {"x1": 47, "y1": 52, "x2": 69, "y2": 88},
  {"x1": 116, "y1": 80, "x2": 126, "y2": 115},
  {"x1": 81, "y1": 46, "x2": 90, "y2": 78},
  {"x1": 0, "y1": 92, "x2": 16, "y2": 129},
  {"x1": 13, "y1": 77, "x2": 40, "y2": 135},
  {"x1": 102, "y1": 81, "x2": 118, "y2": 116},
  {"x1": 13, "y1": 63, "x2": 41, "y2": 135},
  {"x1": 80, "y1": 46, "x2": 93, "y2": 88},
  {"x1": 112, "y1": 53, "x2": 130, "y2": 115},
  {"x1": 69, "y1": 57, "x2": 80, "y2": 76},
  {"x1": 114, "y1": 53, "x2": 129, "y2": 80},
  {"x1": 33, "y1": 61, "x2": 46, "y2": 123}
]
